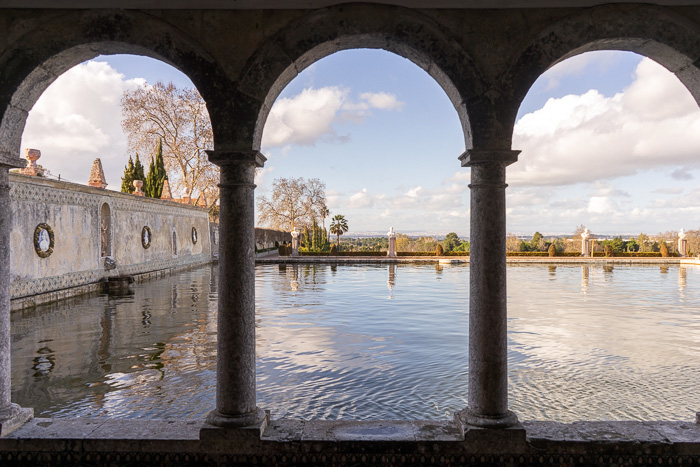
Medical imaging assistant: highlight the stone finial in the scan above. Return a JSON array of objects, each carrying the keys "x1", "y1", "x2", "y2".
[
  {"x1": 88, "y1": 158, "x2": 108, "y2": 189},
  {"x1": 20, "y1": 148, "x2": 41, "y2": 176},
  {"x1": 160, "y1": 179, "x2": 173, "y2": 201},
  {"x1": 133, "y1": 180, "x2": 144, "y2": 196},
  {"x1": 182, "y1": 186, "x2": 191, "y2": 205}
]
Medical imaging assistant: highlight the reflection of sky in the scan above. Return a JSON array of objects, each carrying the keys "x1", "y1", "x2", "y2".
[
  {"x1": 10, "y1": 263, "x2": 700, "y2": 423},
  {"x1": 507, "y1": 264, "x2": 700, "y2": 422}
]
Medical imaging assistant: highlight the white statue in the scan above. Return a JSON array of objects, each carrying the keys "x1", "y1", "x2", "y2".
[
  {"x1": 291, "y1": 228, "x2": 300, "y2": 257},
  {"x1": 387, "y1": 226, "x2": 396, "y2": 257},
  {"x1": 581, "y1": 228, "x2": 591, "y2": 257},
  {"x1": 678, "y1": 228, "x2": 688, "y2": 257}
]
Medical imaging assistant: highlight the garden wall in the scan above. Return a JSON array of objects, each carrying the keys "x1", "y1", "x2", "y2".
[{"x1": 9, "y1": 173, "x2": 212, "y2": 303}]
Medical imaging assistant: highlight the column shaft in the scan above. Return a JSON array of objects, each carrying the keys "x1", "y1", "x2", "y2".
[
  {"x1": 206, "y1": 151, "x2": 266, "y2": 428},
  {"x1": 0, "y1": 169, "x2": 13, "y2": 415},
  {"x1": 460, "y1": 149, "x2": 519, "y2": 428},
  {"x1": 0, "y1": 167, "x2": 32, "y2": 434}
]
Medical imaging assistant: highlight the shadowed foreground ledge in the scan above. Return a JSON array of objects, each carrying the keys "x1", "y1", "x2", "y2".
[{"x1": 0, "y1": 417, "x2": 698, "y2": 465}]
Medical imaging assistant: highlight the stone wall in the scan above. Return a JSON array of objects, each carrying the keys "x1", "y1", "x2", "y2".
[{"x1": 9, "y1": 173, "x2": 212, "y2": 301}]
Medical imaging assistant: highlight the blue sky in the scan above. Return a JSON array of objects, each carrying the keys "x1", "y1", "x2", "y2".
[{"x1": 19, "y1": 49, "x2": 700, "y2": 237}]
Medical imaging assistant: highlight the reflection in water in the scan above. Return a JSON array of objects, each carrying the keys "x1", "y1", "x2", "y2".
[
  {"x1": 661, "y1": 266, "x2": 669, "y2": 274},
  {"x1": 387, "y1": 264, "x2": 396, "y2": 299},
  {"x1": 581, "y1": 266, "x2": 590, "y2": 294},
  {"x1": 548, "y1": 266, "x2": 556, "y2": 278},
  {"x1": 289, "y1": 264, "x2": 299, "y2": 291},
  {"x1": 10, "y1": 263, "x2": 700, "y2": 423},
  {"x1": 679, "y1": 267, "x2": 687, "y2": 288}
]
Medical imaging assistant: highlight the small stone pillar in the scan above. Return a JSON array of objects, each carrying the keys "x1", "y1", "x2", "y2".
[
  {"x1": 291, "y1": 229, "x2": 300, "y2": 257},
  {"x1": 203, "y1": 149, "x2": 267, "y2": 429},
  {"x1": 387, "y1": 226, "x2": 396, "y2": 257},
  {"x1": 19, "y1": 148, "x2": 41, "y2": 176},
  {"x1": 133, "y1": 180, "x2": 144, "y2": 196},
  {"x1": 160, "y1": 179, "x2": 173, "y2": 201},
  {"x1": 581, "y1": 229, "x2": 591, "y2": 257},
  {"x1": 678, "y1": 229, "x2": 688, "y2": 257},
  {"x1": 88, "y1": 158, "x2": 108, "y2": 189},
  {"x1": 0, "y1": 165, "x2": 33, "y2": 434},
  {"x1": 457, "y1": 149, "x2": 519, "y2": 429},
  {"x1": 182, "y1": 187, "x2": 191, "y2": 205}
]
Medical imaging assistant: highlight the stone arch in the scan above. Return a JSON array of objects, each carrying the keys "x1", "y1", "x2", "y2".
[
  {"x1": 0, "y1": 9, "x2": 234, "y2": 166},
  {"x1": 232, "y1": 4, "x2": 486, "y2": 154},
  {"x1": 499, "y1": 4, "x2": 700, "y2": 148}
]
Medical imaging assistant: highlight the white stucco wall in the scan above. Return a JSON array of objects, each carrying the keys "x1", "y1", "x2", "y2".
[{"x1": 9, "y1": 174, "x2": 212, "y2": 299}]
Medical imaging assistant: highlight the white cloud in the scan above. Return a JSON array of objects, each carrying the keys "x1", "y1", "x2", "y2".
[
  {"x1": 511, "y1": 58, "x2": 700, "y2": 187},
  {"x1": 261, "y1": 86, "x2": 403, "y2": 150},
  {"x1": 359, "y1": 92, "x2": 404, "y2": 111},
  {"x1": 540, "y1": 51, "x2": 621, "y2": 91},
  {"x1": 348, "y1": 188, "x2": 374, "y2": 209},
  {"x1": 21, "y1": 60, "x2": 145, "y2": 188}
]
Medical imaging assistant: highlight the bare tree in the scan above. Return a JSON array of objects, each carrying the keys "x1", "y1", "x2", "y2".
[
  {"x1": 121, "y1": 81, "x2": 217, "y2": 205},
  {"x1": 257, "y1": 177, "x2": 327, "y2": 231}
]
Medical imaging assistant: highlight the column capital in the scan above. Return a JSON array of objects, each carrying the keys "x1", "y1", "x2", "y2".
[
  {"x1": 206, "y1": 150, "x2": 267, "y2": 168},
  {"x1": 459, "y1": 149, "x2": 520, "y2": 168},
  {"x1": 0, "y1": 153, "x2": 24, "y2": 170}
]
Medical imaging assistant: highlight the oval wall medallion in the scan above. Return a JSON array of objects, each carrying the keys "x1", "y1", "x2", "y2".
[
  {"x1": 142, "y1": 226, "x2": 152, "y2": 249},
  {"x1": 34, "y1": 223, "x2": 54, "y2": 258},
  {"x1": 192, "y1": 227, "x2": 198, "y2": 244}
]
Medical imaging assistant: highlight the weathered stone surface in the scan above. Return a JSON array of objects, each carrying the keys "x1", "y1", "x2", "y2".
[{"x1": 8, "y1": 174, "x2": 211, "y2": 300}]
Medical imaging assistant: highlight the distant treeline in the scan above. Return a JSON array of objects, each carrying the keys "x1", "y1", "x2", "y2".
[{"x1": 341, "y1": 232, "x2": 469, "y2": 253}]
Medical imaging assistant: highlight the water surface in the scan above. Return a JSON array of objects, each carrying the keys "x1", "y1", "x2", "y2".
[{"x1": 10, "y1": 263, "x2": 700, "y2": 422}]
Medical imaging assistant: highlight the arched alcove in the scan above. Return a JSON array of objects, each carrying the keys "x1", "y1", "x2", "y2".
[{"x1": 100, "y1": 203, "x2": 112, "y2": 258}]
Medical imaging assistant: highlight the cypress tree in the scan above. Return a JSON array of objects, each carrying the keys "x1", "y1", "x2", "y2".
[
  {"x1": 133, "y1": 154, "x2": 146, "y2": 184},
  {"x1": 121, "y1": 156, "x2": 135, "y2": 193},
  {"x1": 145, "y1": 139, "x2": 168, "y2": 198},
  {"x1": 312, "y1": 218, "x2": 319, "y2": 251}
]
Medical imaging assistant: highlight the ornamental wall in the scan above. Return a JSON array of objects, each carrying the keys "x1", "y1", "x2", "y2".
[{"x1": 9, "y1": 173, "x2": 212, "y2": 301}]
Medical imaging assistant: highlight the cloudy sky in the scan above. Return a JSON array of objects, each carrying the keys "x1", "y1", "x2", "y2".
[{"x1": 20, "y1": 49, "x2": 700, "y2": 237}]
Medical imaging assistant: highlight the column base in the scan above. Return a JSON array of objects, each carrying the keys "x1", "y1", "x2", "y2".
[
  {"x1": 0, "y1": 403, "x2": 34, "y2": 436},
  {"x1": 205, "y1": 407, "x2": 268, "y2": 429},
  {"x1": 457, "y1": 408, "x2": 520, "y2": 429}
]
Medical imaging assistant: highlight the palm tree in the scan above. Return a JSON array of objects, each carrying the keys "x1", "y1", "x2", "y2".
[{"x1": 329, "y1": 214, "x2": 349, "y2": 250}]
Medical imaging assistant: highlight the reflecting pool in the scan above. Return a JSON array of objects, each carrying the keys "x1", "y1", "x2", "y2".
[{"x1": 10, "y1": 263, "x2": 700, "y2": 422}]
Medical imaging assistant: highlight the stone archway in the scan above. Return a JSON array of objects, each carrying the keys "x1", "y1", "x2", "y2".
[
  {"x1": 499, "y1": 4, "x2": 700, "y2": 146},
  {"x1": 0, "y1": 9, "x2": 234, "y2": 170},
  {"x1": 228, "y1": 4, "x2": 485, "y2": 155},
  {"x1": 0, "y1": 9, "x2": 234, "y2": 433}
]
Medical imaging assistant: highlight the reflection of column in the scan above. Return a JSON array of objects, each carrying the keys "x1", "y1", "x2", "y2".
[
  {"x1": 458, "y1": 149, "x2": 519, "y2": 428},
  {"x1": 387, "y1": 227, "x2": 396, "y2": 257},
  {"x1": 679, "y1": 266, "x2": 687, "y2": 290},
  {"x1": 581, "y1": 266, "x2": 590, "y2": 294},
  {"x1": 289, "y1": 264, "x2": 299, "y2": 292},
  {"x1": 0, "y1": 166, "x2": 33, "y2": 434},
  {"x1": 548, "y1": 265, "x2": 556, "y2": 277},
  {"x1": 205, "y1": 150, "x2": 266, "y2": 428},
  {"x1": 387, "y1": 264, "x2": 396, "y2": 299}
]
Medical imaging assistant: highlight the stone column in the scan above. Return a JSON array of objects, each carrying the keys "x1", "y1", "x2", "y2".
[
  {"x1": 387, "y1": 227, "x2": 396, "y2": 257},
  {"x1": 458, "y1": 149, "x2": 519, "y2": 428},
  {"x1": 581, "y1": 229, "x2": 591, "y2": 257},
  {"x1": 0, "y1": 165, "x2": 33, "y2": 435},
  {"x1": 678, "y1": 229, "x2": 688, "y2": 257},
  {"x1": 204, "y1": 150, "x2": 266, "y2": 428}
]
